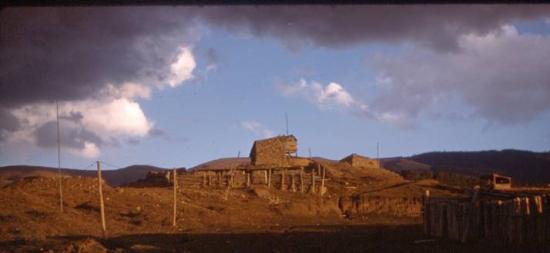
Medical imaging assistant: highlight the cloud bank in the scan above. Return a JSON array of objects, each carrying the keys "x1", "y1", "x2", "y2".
[
  {"x1": 369, "y1": 25, "x2": 550, "y2": 125},
  {"x1": 198, "y1": 5, "x2": 550, "y2": 51},
  {"x1": 1, "y1": 6, "x2": 550, "y2": 157},
  {"x1": 0, "y1": 7, "x2": 198, "y2": 157}
]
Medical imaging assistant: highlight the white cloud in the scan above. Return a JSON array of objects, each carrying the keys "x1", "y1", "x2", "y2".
[
  {"x1": 104, "y1": 82, "x2": 151, "y2": 100},
  {"x1": 369, "y1": 24, "x2": 550, "y2": 125},
  {"x1": 168, "y1": 47, "x2": 196, "y2": 87},
  {"x1": 78, "y1": 142, "x2": 101, "y2": 158},
  {"x1": 80, "y1": 98, "x2": 152, "y2": 137},
  {"x1": 280, "y1": 79, "x2": 356, "y2": 109},
  {"x1": 7, "y1": 84, "x2": 154, "y2": 158},
  {"x1": 240, "y1": 120, "x2": 274, "y2": 138},
  {"x1": 280, "y1": 79, "x2": 419, "y2": 128}
]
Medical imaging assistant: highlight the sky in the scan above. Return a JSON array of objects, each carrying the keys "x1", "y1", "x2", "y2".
[{"x1": 1, "y1": 5, "x2": 550, "y2": 170}]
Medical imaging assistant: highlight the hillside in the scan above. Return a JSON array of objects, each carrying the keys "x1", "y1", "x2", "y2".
[
  {"x1": 0, "y1": 156, "x2": 460, "y2": 252},
  {"x1": 190, "y1": 157, "x2": 251, "y2": 171},
  {"x1": 0, "y1": 165, "x2": 171, "y2": 186},
  {"x1": 381, "y1": 150, "x2": 550, "y2": 186}
]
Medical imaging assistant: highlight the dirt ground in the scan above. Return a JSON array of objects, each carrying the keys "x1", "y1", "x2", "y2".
[{"x1": 1, "y1": 163, "x2": 547, "y2": 253}]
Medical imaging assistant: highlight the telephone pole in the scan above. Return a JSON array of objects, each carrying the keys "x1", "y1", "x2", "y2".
[
  {"x1": 56, "y1": 101, "x2": 63, "y2": 213},
  {"x1": 97, "y1": 161, "x2": 106, "y2": 236}
]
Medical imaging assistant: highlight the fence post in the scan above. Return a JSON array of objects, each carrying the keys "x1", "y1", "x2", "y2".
[
  {"x1": 96, "y1": 161, "x2": 106, "y2": 236},
  {"x1": 423, "y1": 190, "x2": 430, "y2": 235},
  {"x1": 281, "y1": 169, "x2": 286, "y2": 191},
  {"x1": 320, "y1": 165, "x2": 326, "y2": 196},
  {"x1": 173, "y1": 168, "x2": 177, "y2": 227},
  {"x1": 300, "y1": 167, "x2": 304, "y2": 193},
  {"x1": 461, "y1": 187, "x2": 479, "y2": 243},
  {"x1": 311, "y1": 170, "x2": 316, "y2": 194},
  {"x1": 267, "y1": 169, "x2": 272, "y2": 188},
  {"x1": 246, "y1": 170, "x2": 251, "y2": 188}
]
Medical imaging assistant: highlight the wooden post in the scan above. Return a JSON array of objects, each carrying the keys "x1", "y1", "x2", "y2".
[
  {"x1": 281, "y1": 169, "x2": 286, "y2": 191},
  {"x1": 481, "y1": 201, "x2": 490, "y2": 239},
  {"x1": 534, "y1": 196, "x2": 543, "y2": 243},
  {"x1": 320, "y1": 165, "x2": 326, "y2": 196},
  {"x1": 56, "y1": 101, "x2": 63, "y2": 213},
  {"x1": 451, "y1": 201, "x2": 459, "y2": 240},
  {"x1": 208, "y1": 173, "x2": 213, "y2": 187},
  {"x1": 423, "y1": 190, "x2": 430, "y2": 234},
  {"x1": 300, "y1": 167, "x2": 304, "y2": 193},
  {"x1": 439, "y1": 203, "x2": 445, "y2": 237},
  {"x1": 172, "y1": 168, "x2": 177, "y2": 227},
  {"x1": 224, "y1": 152, "x2": 240, "y2": 200},
  {"x1": 461, "y1": 187, "x2": 479, "y2": 243},
  {"x1": 97, "y1": 161, "x2": 106, "y2": 236},
  {"x1": 217, "y1": 172, "x2": 221, "y2": 187},
  {"x1": 507, "y1": 199, "x2": 513, "y2": 243},
  {"x1": 291, "y1": 173, "x2": 296, "y2": 192},
  {"x1": 522, "y1": 197, "x2": 531, "y2": 244},
  {"x1": 496, "y1": 200, "x2": 502, "y2": 241},
  {"x1": 267, "y1": 169, "x2": 272, "y2": 188},
  {"x1": 264, "y1": 170, "x2": 268, "y2": 185},
  {"x1": 513, "y1": 197, "x2": 521, "y2": 244},
  {"x1": 317, "y1": 163, "x2": 321, "y2": 176},
  {"x1": 311, "y1": 171, "x2": 316, "y2": 194},
  {"x1": 246, "y1": 170, "x2": 251, "y2": 188}
]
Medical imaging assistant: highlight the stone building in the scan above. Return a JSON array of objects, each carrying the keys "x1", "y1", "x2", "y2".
[{"x1": 249, "y1": 135, "x2": 298, "y2": 167}]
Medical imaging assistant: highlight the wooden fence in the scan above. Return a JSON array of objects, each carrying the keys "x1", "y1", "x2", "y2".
[{"x1": 423, "y1": 191, "x2": 550, "y2": 244}]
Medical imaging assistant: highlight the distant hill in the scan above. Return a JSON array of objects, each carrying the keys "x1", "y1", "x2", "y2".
[
  {"x1": 0, "y1": 165, "x2": 176, "y2": 186},
  {"x1": 381, "y1": 157, "x2": 432, "y2": 173},
  {"x1": 381, "y1": 150, "x2": 550, "y2": 186}
]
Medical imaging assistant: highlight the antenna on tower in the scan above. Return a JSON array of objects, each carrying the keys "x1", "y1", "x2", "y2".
[
  {"x1": 285, "y1": 112, "x2": 289, "y2": 135},
  {"x1": 56, "y1": 101, "x2": 64, "y2": 213}
]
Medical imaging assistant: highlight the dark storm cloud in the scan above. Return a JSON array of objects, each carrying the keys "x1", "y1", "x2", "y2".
[
  {"x1": 0, "y1": 108, "x2": 19, "y2": 132},
  {"x1": 0, "y1": 7, "x2": 196, "y2": 108},
  {"x1": 0, "y1": 109, "x2": 20, "y2": 140},
  {"x1": 3, "y1": 5, "x2": 549, "y2": 109},
  {"x1": 34, "y1": 121, "x2": 104, "y2": 150},
  {"x1": 1, "y1": 5, "x2": 550, "y2": 134},
  {"x1": 198, "y1": 5, "x2": 550, "y2": 50},
  {"x1": 59, "y1": 111, "x2": 84, "y2": 123}
]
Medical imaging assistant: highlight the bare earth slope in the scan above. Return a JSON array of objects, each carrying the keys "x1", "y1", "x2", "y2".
[
  {"x1": 2, "y1": 159, "x2": 541, "y2": 252},
  {"x1": 0, "y1": 165, "x2": 168, "y2": 187}
]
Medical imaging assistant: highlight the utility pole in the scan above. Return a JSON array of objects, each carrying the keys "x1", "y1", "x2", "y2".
[
  {"x1": 56, "y1": 101, "x2": 63, "y2": 213},
  {"x1": 97, "y1": 161, "x2": 106, "y2": 236},
  {"x1": 172, "y1": 168, "x2": 177, "y2": 227}
]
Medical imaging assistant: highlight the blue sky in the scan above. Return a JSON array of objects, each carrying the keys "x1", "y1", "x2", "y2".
[{"x1": 1, "y1": 6, "x2": 550, "y2": 170}]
